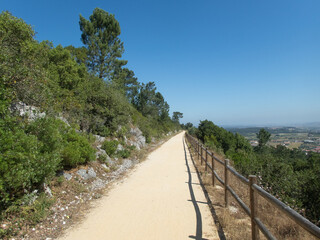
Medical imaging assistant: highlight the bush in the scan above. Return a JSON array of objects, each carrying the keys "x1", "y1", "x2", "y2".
[
  {"x1": 101, "y1": 140, "x2": 119, "y2": 156},
  {"x1": 61, "y1": 142, "x2": 82, "y2": 167},
  {"x1": 0, "y1": 118, "x2": 61, "y2": 209},
  {"x1": 117, "y1": 149, "x2": 130, "y2": 159},
  {"x1": 0, "y1": 116, "x2": 96, "y2": 209},
  {"x1": 116, "y1": 126, "x2": 128, "y2": 139},
  {"x1": 21, "y1": 192, "x2": 55, "y2": 224},
  {"x1": 61, "y1": 129, "x2": 95, "y2": 168},
  {"x1": 26, "y1": 117, "x2": 65, "y2": 153},
  {"x1": 97, "y1": 153, "x2": 108, "y2": 163},
  {"x1": 27, "y1": 117, "x2": 96, "y2": 169}
]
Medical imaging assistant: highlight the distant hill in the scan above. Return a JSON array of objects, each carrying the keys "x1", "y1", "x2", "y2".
[
  {"x1": 295, "y1": 122, "x2": 320, "y2": 129},
  {"x1": 226, "y1": 126, "x2": 320, "y2": 135}
]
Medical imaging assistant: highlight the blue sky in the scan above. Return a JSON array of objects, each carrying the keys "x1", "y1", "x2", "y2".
[{"x1": 2, "y1": 0, "x2": 320, "y2": 126}]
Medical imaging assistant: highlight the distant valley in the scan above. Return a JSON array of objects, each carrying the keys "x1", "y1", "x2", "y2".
[{"x1": 227, "y1": 126, "x2": 320, "y2": 153}]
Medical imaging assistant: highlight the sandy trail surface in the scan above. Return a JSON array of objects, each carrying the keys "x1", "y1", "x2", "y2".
[{"x1": 59, "y1": 132, "x2": 219, "y2": 240}]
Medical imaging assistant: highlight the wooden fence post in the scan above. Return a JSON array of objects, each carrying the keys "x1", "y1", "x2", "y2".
[
  {"x1": 205, "y1": 147, "x2": 208, "y2": 171},
  {"x1": 249, "y1": 175, "x2": 259, "y2": 240},
  {"x1": 211, "y1": 154, "x2": 215, "y2": 186},
  {"x1": 201, "y1": 145, "x2": 203, "y2": 165},
  {"x1": 224, "y1": 159, "x2": 229, "y2": 208},
  {"x1": 197, "y1": 141, "x2": 200, "y2": 160}
]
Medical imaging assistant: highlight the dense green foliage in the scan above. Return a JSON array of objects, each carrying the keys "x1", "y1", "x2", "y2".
[
  {"x1": 172, "y1": 111, "x2": 183, "y2": 124},
  {"x1": 0, "y1": 117, "x2": 95, "y2": 210},
  {"x1": 0, "y1": 9, "x2": 181, "y2": 214},
  {"x1": 193, "y1": 120, "x2": 320, "y2": 225},
  {"x1": 101, "y1": 140, "x2": 119, "y2": 157},
  {"x1": 256, "y1": 128, "x2": 271, "y2": 147},
  {"x1": 79, "y1": 8, "x2": 125, "y2": 80}
]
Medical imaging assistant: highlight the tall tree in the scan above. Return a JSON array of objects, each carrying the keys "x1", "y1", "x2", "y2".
[
  {"x1": 112, "y1": 67, "x2": 139, "y2": 103},
  {"x1": 172, "y1": 111, "x2": 183, "y2": 123},
  {"x1": 135, "y1": 82, "x2": 157, "y2": 116},
  {"x1": 154, "y1": 92, "x2": 170, "y2": 121},
  {"x1": 79, "y1": 8, "x2": 124, "y2": 80},
  {"x1": 257, "y1": 128, "x2": 271, "y2": 147},
  {"x1": 134, "y1": 82, "x2": 170, "y2": 120},
  {"x1": 0, "y1": 11, "x2": 48, "y2": 109}
]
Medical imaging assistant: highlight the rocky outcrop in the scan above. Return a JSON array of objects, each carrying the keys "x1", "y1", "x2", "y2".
[
  {"x1": 63, "y1": 172, "x2": 73, "y2": 181},
  {"x1": 117, "y1": 144, "x2": 124, "y2": 151},
  {"x1": 128, "y1": 127, "x2": 146, "y2": 150},
  {"x1": 90, "y1": 178, "x2": 105, "y2": 191},
  {"x1": 110, "y1": 159, "x2": 134, "y2": 177},
  {"x1": 10, "y1": 102, "x2": 45, "y2": 120},
  {"x1": 93, "y1": 134, "x2": 113, "y2": 165},
  {"x1": 77, "y1": 167, "x2": 96, "y2": 180},
  {"x1": 42, "y1": 183, "x2": 53, "y2": 198}
]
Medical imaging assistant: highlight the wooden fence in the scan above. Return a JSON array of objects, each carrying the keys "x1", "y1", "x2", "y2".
[{"x1": 185, "y1": 133, "x2": 320, "y2": 240}]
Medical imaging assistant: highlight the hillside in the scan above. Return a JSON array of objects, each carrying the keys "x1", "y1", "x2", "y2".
[{"x1": 0, "y1": 9, "x2": 183, "y2": 239}]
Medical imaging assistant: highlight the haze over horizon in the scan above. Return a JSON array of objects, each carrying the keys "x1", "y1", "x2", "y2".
[
  {"x1": 2, "y1": 0, "x2": 319, "y2": 126},
  {"x1": 221, "y1": 122, "x2": 320, "y2": 129}
]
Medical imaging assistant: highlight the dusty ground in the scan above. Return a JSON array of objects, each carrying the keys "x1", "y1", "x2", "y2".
[{"x1": 59, "y1": 132, "x2": 220, "y2": 240}]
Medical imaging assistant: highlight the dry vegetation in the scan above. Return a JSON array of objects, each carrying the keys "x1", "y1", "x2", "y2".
[{"x1": 186, "y1": 140, "x2": 318, "y2": 240}]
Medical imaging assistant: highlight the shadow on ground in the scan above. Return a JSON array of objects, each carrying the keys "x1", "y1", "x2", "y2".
[{"x1": 183, "y1": 139, "x2": 226, "y2": 240}]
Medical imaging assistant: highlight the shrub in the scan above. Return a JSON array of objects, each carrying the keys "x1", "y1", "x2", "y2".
[
  {"x1": 61, "y1": 129, "x2": 95, "y2": 168},
  {"x1": 21, "y1": 192, "x2": 55, "y2": 224},
  {"x1": 117, "y1": 149, "x2": 130, "y2": 159},
  {"x1": 97, "y1": 153, "x2": 108, "y2": 163},
  {"x1": 0, "y1": 114, "x2": 97, "y2": 210},
  {"x1": 116, "y1": 126, "x2": 128, "y2": 139},
  {"x1": 61, "y1": 142, "x2": 82, "y2": 167},
  {"x1": 26, "y1": 117, "x2": 65, "y2": 153},
  {"x1": 127, "y1": 145, "x2": 136, "y2": 151},
  {"x1": 101, "y1": 140, "x2": 119, "y2": 156},
  {"x1": 0, "y1": 118, "x2": 61, "y2": 209}
]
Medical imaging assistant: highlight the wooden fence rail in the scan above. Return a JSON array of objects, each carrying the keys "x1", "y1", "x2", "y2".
[{"x1": 185, "y1": 133, "x2": 320, "y2": 240}]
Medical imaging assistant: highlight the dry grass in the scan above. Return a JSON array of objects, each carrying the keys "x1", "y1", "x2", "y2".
[{"x1": 187, "y1": 141, "x2": 318, "y2": 240}]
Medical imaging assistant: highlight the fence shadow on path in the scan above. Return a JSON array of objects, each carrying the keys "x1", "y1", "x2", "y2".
[{"x1": 183, "y1": 139, "x2": 226, "y2": 240}]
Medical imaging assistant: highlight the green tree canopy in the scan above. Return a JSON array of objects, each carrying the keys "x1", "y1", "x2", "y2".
[
  {"x1": 111, "y1": 67, "x2": 139, "y2": 103},
  {"x1": 257, "y1": 128, "x2": 271, "y2": 147},
  {"x1": 79, "y1": 8, "x2": 124, "y2": 80},
  {"x1": 65, "y1": 45, "x2": 88, "y2": 65},
  {"x1": 0, "y1": 11, "x2": 45, "y2": 110},
  {"x1": 172, "y1": 111, "x2": 183, "y2": 123}
]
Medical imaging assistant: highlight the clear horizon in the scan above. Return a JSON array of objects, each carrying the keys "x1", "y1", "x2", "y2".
[{"x1": 2, "y1": 0, "x2": 320, "y2": 126}]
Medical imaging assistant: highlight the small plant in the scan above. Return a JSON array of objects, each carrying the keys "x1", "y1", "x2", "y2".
[
  {"x1": 127, "y1": 145, "x2": 136, "y2": 151},
  {"x1": 116, "y1": 149, "x2": 131, "y2": 159},
  {"x1": 55, "y1": 175, "x2": 65, "y2": 186},
  {"x1": 86, "y1": 132, "x2": 97, "y2": 144},
  {"x1": 98, "y1": 153, "x2": 108, "y2": 163},
  {"x1": 101, "y1": 126, "x2": 111, "y2": 137},
  {"x1": 22, "y1": 193, "x2": 55, "y2": 224},
  {"x1": 116, "y1": 126, "x2": 128, "y2": 139},
  {"x1": 101, "y1": 140, "x2": 119, "y2": 157},
  {"x1": 70, "y1": 182, "x2": 87, "y2": 194},
  {"x1": 110, "y1": 165, "x2": 118, "y2": 172}
]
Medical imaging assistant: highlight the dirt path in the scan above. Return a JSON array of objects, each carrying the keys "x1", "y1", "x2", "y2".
[{"x1": 59, "y1": 132, "x2": 220, "y2": 240}]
